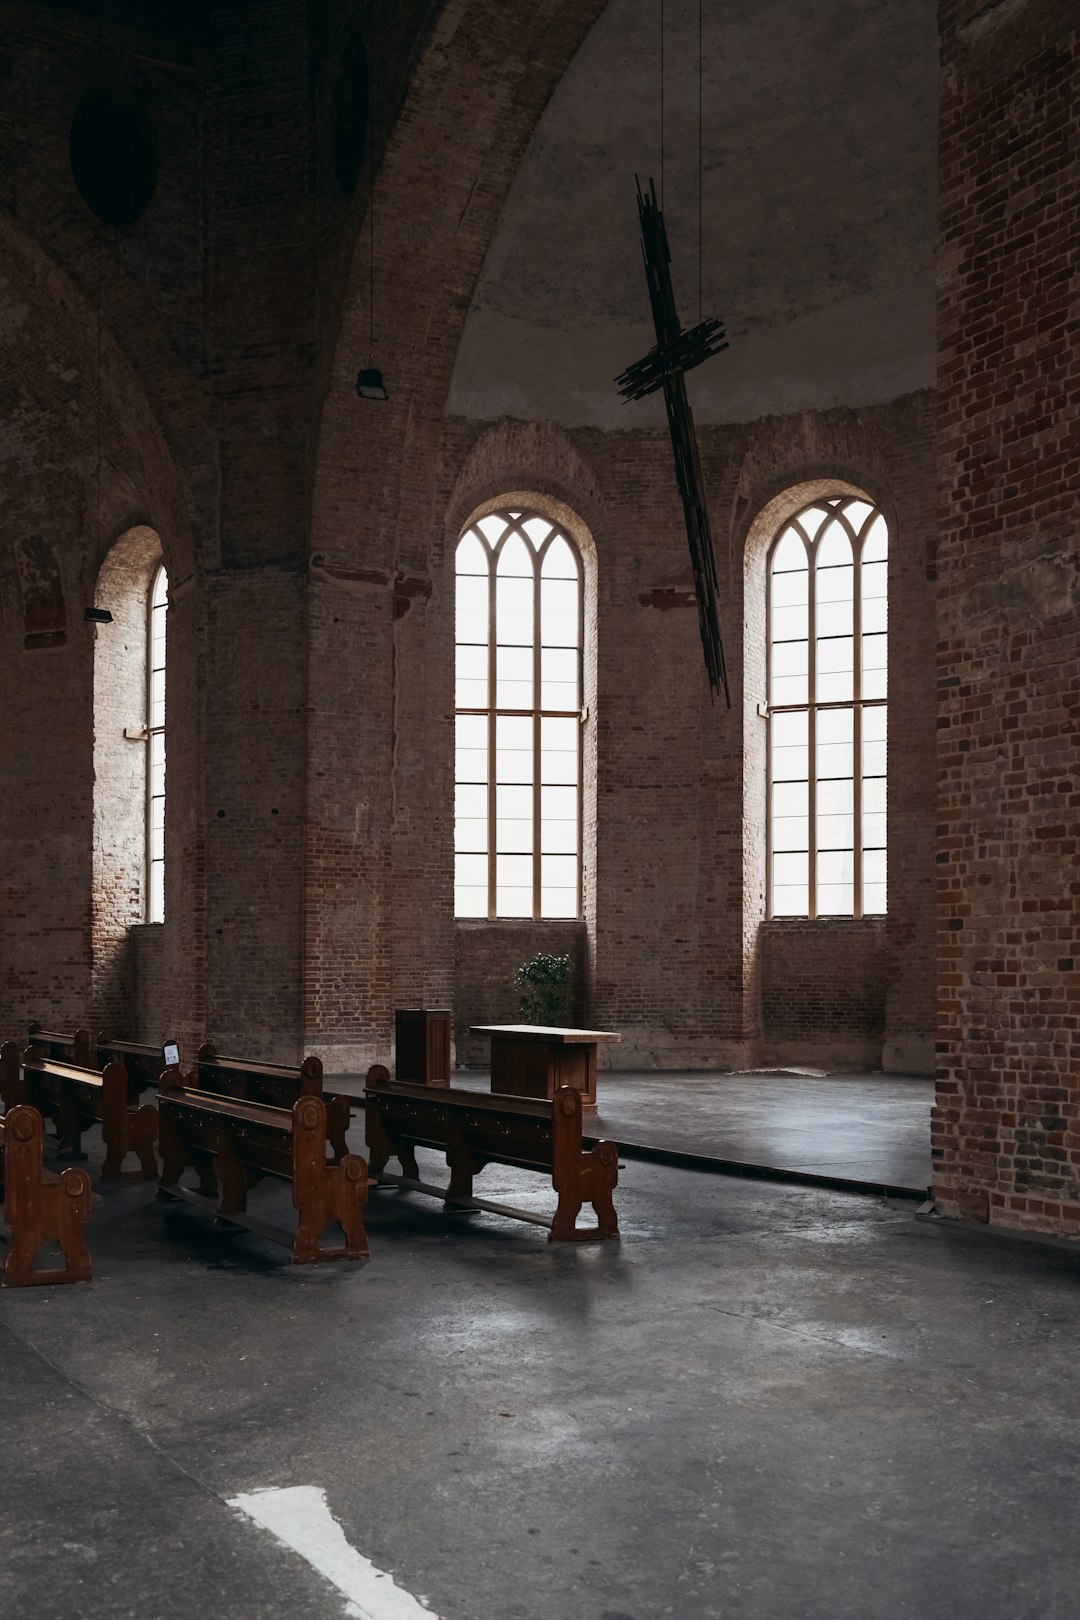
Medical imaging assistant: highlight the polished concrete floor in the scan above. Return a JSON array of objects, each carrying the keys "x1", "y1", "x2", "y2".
[{"x1": 3, "y1": 1113, "x2": 1079, "y2": 1620}]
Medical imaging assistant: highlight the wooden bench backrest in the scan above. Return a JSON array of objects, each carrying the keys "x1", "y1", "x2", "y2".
[
  {"x1": 27, "y1": 1024, "x2": 92, "y2": 1067},
  {"x1": 161, "y1": 1077, "x2": 327, "y2": 1187},
  {"x1": 365, "y1": 1074, "x2": 573, "y2": 1173},
  {"x1": 195, "y1": 1042, "x2": 324, "y2": 1104},
  {"x1": 95, "y1": 1032, "x2": 174, "y2": 1085}
]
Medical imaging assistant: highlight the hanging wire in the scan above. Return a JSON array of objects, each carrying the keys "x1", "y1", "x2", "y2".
[
  {"x1": 698, "y1": 0, "x2": 703, "y2": 323},
  {"x1": 659, "y1": 0, "x2": 664, "y2": 209},
  {"x1": 368, "y1": 36, "x2": 375, "y2": 362}
]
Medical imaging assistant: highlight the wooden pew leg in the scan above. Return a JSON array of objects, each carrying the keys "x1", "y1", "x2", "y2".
[
  {"x1": 445, "y1": 1122, "x2": 476, "y2": 1200},
  {"x1": 3, "y1": 1109, "x2": 93, "y2": 1286},
  {"x1": 54, "y1": 1092, "x2": 86, "y2": 1162},
  {"x1": 365, "y1": 1105, "x2": 418, "y2": 1180},
  {"x1": 293, "y1": 1100, "x2": 370, "y2": 1262},
  {"x1": 215, "y1": 1127, "x2": 249, "y2": 1216},
  {"x1": 327, "y1": 1097, "x2": 351, "y2": 1164}
]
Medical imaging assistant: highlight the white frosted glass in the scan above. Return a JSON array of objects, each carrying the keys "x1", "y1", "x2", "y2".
[
  {"x1": 772, "y1": 640, "x2": 808, "y2": 679},
  {"x1": 542, "y1": 645, "x2": 578, "y2": 687},
  {"x1": 457, "y1": 573, "x2": 487, "y2": 620},
  {"x1": 862, "y1": 560, "x2": 887, "y2": 601},
  {"x1": 456, "y1": 854, "x2": 487, "y2": 888},
  {"x1": 496, "y1": 577, "x2": 533, "y2": 647},
  {"x1": 523, "y1": 516, "x2": 553, "y2": 548},
  {"x1": 497, "y1": 533, "x2": 532, "y2": 577},
  {"x1": 863, "y1": 739, "x2": 887, "y2": 778},
  {"x1": 542, "y1": 716, "x2": 577, "y2": 753},
  {"x1": 816, "y1": 523, "x2": 852, "y2": 569},
  {"x1": 542, "y1": 855, "x2": 577, "y2": 891},
  {"x1": 151, "y1": 797, "x2": 165, "y2": 832},
  {"x1": 541, "y1": 751, "x2": 578, "y2": 786},
  {"x1": 497, "y1": 783, "x2": 532, "y2": 819},
  {"x1": 541, "y1": 785, "x2": 577, "y2": 822},
  {"x1": 816, "y1": 599, "x2": 852, "y2": 639},
  {"x1": 863, "y1": 596, "x2": 888, "y2": 635},
  {"x1": 497, "y1": 715, "x2": 531, "y2": 751},
  {"x1": 772, "y1": 710, "x2": 808, "y2": 749},
  {"x1": 863, "y1": 849, "x2": 887, "y2": 886},
  {"x1": 457, "y1": 611, "x2": 488, "y2": 648},
  {"x1": 863, "y1": 883, "x2": 887, "y2": 915},
  {"x1": 456, "y1": 532, "x2": 489, "y2": 575},
  {"x1": 862, "y1": 812, "x2": 887, "y2": 849},
  {"x1": 541, "y1": 889, "x2": 579, "y2": 919},
  {"x1": 773, "y1": 851, "x2": 809, "y2": 887},
  {"x1": 456, "y1": 679, "x2": 487, "y2": 710},
  {"x1": 476, "y1": 514, "x2": 508, "y2": 544},
  {"x1": 496, "y1": 750, "x2": 532, "y2": 785},
  {"x1": 863, "y1": 776, "x2": 886, "y2": 813},
  {"x1": 816, "y1": 563, "x2": 854, "y2": 605},
  {"x1": 150, "y1": 731, "x2": 165, "y2": 770},
  {"x1": 457, "y1": 644, "x2": 488, "y2": 708},
  {"x1": 542, "y1": 682, "x2": 579, "y2": 713},
  {"x1": 772, "y1": 781, "x2": 808, "y2": 819},
  {"x1": 496, "y1": 818, "x2": 532, "y2": 852},
  {"x1": 455, "y1": 886, "x2": 487, "y2": 918},
  {"x1": 151, "y1": 762, "x2": 165, "y2": 799},
  {"x1": 817, "y1": 813, "x2": 854, "y2": 851},
  {"x1": 772, "y1": 745, "x2": 809, "y2": 783},
  {"x1": 816, "y1": 637, "x2": 853, "y2": 675},
  {"x1": 862, "y1": 514, "x2": 888, "y2": 562},
  {"x1": 772, "y1": 816, "x2": 808, "y2": 853},
  {"x1": 817, "y1": 741, "x2": 853, "y2": 779},
  {"x1": 496, "y1": 887, "x2": 533, "y2": 917},
  {"x1": 150, "y1": 669, "x2": 165, "y2": 728},
  {"x1": 541, "y1": 536, "x2": 578, "y2": 579},
  {"x1": 862, "y1": 706, "x2": 887, "y2": 742},
  {"x1": 796, "y1": 505, "x2": 830, "y2": 541},
  {"x1": 772, "y1": 530, "x2": 807, "y2": 572},
  {"x1": 455, "y1": 818, "x2": 487, "y2": 853},
  {"x1": 817, "y1": 883, "x2": 854, "y2": 916},
  {"x1": 862, "y1": 667, "x2": 887, "y2": 701},
  {"x1": 817, "y1": 669, "x2": 854, "y2": 702},
  {"x1": 770, "y1": 603, "x2": 808, "y2": 644},
  {"x1": 771, "y1": 674, "x2": 809, "y2": 707},
  {"x1": 455, "y1": 748, "x2": 488, "y2": 784},
  {"x1": 862, "y1": 633, "x2": 887, "y2": 671},
  {"x1": 497, "y1": 645, "x2": 532, "y2": 710},
  {"x1": 771, "y1": 884, "x2": 809, "y2": 918},
  {"x1": 817, "y1": 777, "x2": 853, "y2": 816},
  {"x1": 770, "y1": 569, "x2": 808, "y2": 609},
  {"x1": 151, "y1": 827, "x2": 164, "y2": 863},
  {"x1": 149, "y1": 863, "x2": 164, "y2": 924},
  {"x1": 457, "y1": 714, "x2": 486, "y2": 750},
  {"x1": 843, "y1": 500, "x2": 874, "y2": 533},
  {"x1": 152, "y1": 566, "x2": 168, "y2": 609},
  {"x1": 817, "y1": 707, "x2": 853, "y2": 745},
  {"x1": 818, "y1": 849, "x2": 854, "y2": 884},
  {"x1": 541, "y1": 817, "x2": 577, "y2": 854},
  {"x1": 456, "y1": 783, "x2": 486, "y2": 818},
  {"x1": 541, "y1": 578, "x2": 579, "y2": 647}
]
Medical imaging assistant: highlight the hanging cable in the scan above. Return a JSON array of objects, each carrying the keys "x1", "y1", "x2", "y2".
[
  {"x1": 698, "y1": 0, "x2": 703, "y2": 323},
  {"x1": 659, "y1": 0, "x2": 664, "y2": 209}
]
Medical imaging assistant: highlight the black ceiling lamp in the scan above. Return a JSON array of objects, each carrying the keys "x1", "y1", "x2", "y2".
[{"x1": 355, "y1": 29, "x2": 388, "y2": 404}]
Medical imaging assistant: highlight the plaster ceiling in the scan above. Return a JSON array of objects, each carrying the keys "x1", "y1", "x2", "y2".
[{"x1": 447, "y1": 0, "x2": 938, "y2": 428}]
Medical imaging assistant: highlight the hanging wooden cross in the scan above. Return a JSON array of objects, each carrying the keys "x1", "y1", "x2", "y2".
[{"x1": 615, "y1": 177, "x2": 730, "y2": 705}]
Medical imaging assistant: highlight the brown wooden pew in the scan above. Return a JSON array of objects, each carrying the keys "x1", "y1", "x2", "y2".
[
  {"x1": 2, "y1": 1043, "x2": 158, "y2": 1181},
  {"x1": 94, "y1": 1032, "x2": 175, "y2": 1099},
  {"x1": 194, "y1": 1042, "x2": 352, "y2": 1162},
  {"x1": 364, "y1": 1071, "x2": 620, "y2": 1243},
  {"x1": 157, "y1": 1072, "x2": 369, "y2": 1264},
  {"x1": 0, "y1": 1104, "x2": 93, "y2": 1286},
  {"x1": 27, "y1": 1022, "x2": 92, "y2": 1067}
]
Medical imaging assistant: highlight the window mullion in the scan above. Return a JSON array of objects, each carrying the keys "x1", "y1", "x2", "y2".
[
  {"x1": 487, "y1": 558, "x2": 497, "y2": 920},
  {"x1": 532, "y1": 550, "x2": 542, "y2": 920},
  {"x1": 853, "y1": 530, "x2": 864, "y2": 919},
  {"x1": 808, "y1": 547, "x2": 818, "y2": 921}
]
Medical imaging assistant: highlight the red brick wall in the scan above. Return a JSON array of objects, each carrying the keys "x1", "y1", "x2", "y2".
[
  {"x1": 760, "y1": 921, "x2": 886, "y2": 1067},
  {"x1": 933, "y1": 1, "x2": 1080, "y2": 1235}
]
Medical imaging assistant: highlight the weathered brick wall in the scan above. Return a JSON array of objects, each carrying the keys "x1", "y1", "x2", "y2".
[
  {"x1": 760, "y1": 920, "x2": 887, "y2": 1066},
  {"x1": 933, "y1": 0, "x2": 1080, "y2": 1235},
  {"x1": 455, "y1": 920, "x2": 587, "y2": 1067}
]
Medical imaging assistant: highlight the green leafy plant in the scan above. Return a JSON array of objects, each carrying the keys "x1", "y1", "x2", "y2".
[{"x1": 514, "y1": 952, "x2": 574, "y2": 1026}]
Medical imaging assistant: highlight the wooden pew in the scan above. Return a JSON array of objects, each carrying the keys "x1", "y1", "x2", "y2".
[
  {"x1": 364, "y1": 1071, "x2": 620, "y2": 1243},
  {"x1": 94, "y1": 1032, "x2": 174, "y2": 1100},
  {"x1": 9, "y1": 1045, "x2": 158, "y2": 1181},
  {"x1": 194, "y1": 1042, "x2": 352, "y2": 1162},
  {"x1": 27, "y1": 1022, "x2": 92, "y2": 1067},
  {"x1": 157, "y1": 1073, "x2": 369, "y2": 1264},
  {"x1": 0, "y1": 1105, "x2": 93, "y2": 1286}
]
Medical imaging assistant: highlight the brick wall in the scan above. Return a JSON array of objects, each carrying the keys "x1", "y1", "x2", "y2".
[
  {"x1": 455, "y1": 920, "x2": 587, "y2": 1067},
  {"x1": 759, "y1": 920, "x2": 887, "y2": 1067},
  {"x1": 933, "y1": 1, "x2": 1080, "y2": 1236}
]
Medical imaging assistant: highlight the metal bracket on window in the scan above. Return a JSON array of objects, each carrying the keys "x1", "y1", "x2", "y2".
[
  {"x1": 124, "y1": 726, "x2": 148, "y2": 741},
  {"x1": 757, "y1": 702, "x2": 769, "y2": 719}
]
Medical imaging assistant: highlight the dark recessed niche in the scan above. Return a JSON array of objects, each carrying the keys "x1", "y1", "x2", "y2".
[
  {"x1": 70, "y1": 87, "x2": 158, "y2": 228},
  {"x1": 332, "y1": 33, "x2": 369, "y2": 197}
]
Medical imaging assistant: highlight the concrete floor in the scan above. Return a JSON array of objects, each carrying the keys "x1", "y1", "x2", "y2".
[{"x1": 3, "y1": 1113, "x2": 1080, "y2": 1620}]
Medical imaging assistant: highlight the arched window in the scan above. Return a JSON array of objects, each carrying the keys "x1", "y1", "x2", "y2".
[
  {"x1": 147, "y1": 563, "x2": 167, "y2": 922},
  {"x1": 767, "y1": 496, "x2": 887, "y2": 918},
  {"x1": 455, "y1": 509, "x2": 582, "y2": 918}
]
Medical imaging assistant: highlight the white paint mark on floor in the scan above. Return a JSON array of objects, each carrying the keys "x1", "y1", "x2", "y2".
[{"x1": 228, "y1": 1485, "x2": 439, "y2": 1620}]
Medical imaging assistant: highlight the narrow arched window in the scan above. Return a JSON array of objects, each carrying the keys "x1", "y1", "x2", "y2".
[
  {"x1": 767, "y1": 496, "x2": 887, "y2": 918},
  {"x1": 147, "y1": 563, "x2": 167, "y2": 922},
  {"x1": 455, "y1": 509, "x2": 582, "y2": 918}
]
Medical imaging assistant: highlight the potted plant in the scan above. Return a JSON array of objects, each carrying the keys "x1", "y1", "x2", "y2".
[{"x1": 514, "y1": 952, "x2": 574, "y2": 1027}]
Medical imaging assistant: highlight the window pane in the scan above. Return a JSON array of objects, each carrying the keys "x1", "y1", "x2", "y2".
[
  {"x1": 863, "y1": 882, "x2": 887, "y2": 916},
  {"x1": 457, "y1": 783, "x2": 486, "y2": 819},
  {"x1": 772, "y1": 816, "x2": 808, "y2": 853},
  {"x1": 497, "y1": 532, "x2": 532, "y2": 576},
  {"x1": 863, "y1": 595, "x2": 888, "y2": 635},
  {"x1": 456, "y1": 644, "x2": 488, "y2": 709},
  {"x1": 772, "y1": 744, "x2": 809, "y2": 783},
  {"x1": 774, "y1": 851, "x2": 809, "y2": 887},
  {"x1": 456, "y1": 854, "x2": 487, "y2": 889},
  {"x1": 541, "y1": 577, "x2": 578, "y2": 647},
  {"x1": 861, "y1": 514, "x2": 888, "y2": 563},
  {"x1": 541, "y1": 536, "x2": 578, "y2": 579},
  {"x1": 817, "y1": 667, "x2": 854, "y2": 703},
  {"x1": 770, "y1": 568, "x2": 808, "y2": 609},
  {"x1": 151, "y1": 797, "x2": 165, "y2": 833},
  {"x1": 541, "y1": 888, "x2": 579, "y2": 919},
  {"x1": 496, "y1": 820, "x2": 532, "y2": 853},
  {"x1": 150, "y1": 862, "x2": 164, "y2": 924},
  {"x1": 541, "y1": 816, "x2": 577, "y2": 854},
  {"x1": 151, "y1": 761, "x2": 165, "y2": 799},
  {"x1": 497, "y1": 644, "x2": 532, "y2": 710},
  {"x1": 863, "y1": 738, "x2": 887, "y2": 778},
  {"x1": 150, "y1": 826, "x2": 164, "y2": 863},
  {"x1": 817, "y1": 523, "x2": 853, "y2": 569},
  {"x1": 863, "y1": 706, "x2": 887, "y2": 742},
  {"x1": 772, "y1": 884, "x2": 809, "y2": 917},
  {"x1": 496, "y1": 574, "x2": 533, "y2": 646},
  {"x1": 150, "y1": 669, "x2": 165, "y2": 729},
  {"x1": 772, "y1": 530, "x2": 807, "y2": 571},
  {"x1": 541, "y1": 855, "x2": 577, "y2": 892},
  {"x1": 772, "y1": 780, "x2": 808, "y2": 819},
  {"x1": 456, "y1": 531, "x2": 489, "y2": 574},
  {"x1": 541, "y1": 752, "x2": 577, "y2": 786},
  {"x1": 456, "y1": 748, "x2": 487, "y2": 783},
  {"x1": 817, "y1": 740, "x2": 853, "y2": 780},
  {"x1": 796, "y1": 505, "x2": 830, "y2": 542},
  {"x1": 477, "y1": 514, "x2": 508, "y2": 544},
  {"x1": 817, "y1": 777, "x2": 853, "y2": 816},
  {"x1": 816, "y1": 598, "x2": 852, "y2": 639},
  {"x1": 523, "y1": 516, "x2": 553, "y2": 549},
  {"x1": 541, "y1": 784, "x2": 577, "y2": 823},
  {"x1": 862, "y1": 811, "x2": 887, "y2": 849},
  {"x1": 862, "y1": 560, "x2": 887, "y2": 604},
  {"x1": 496, "y1": 713, "x2": 533, "y2": 780},
  {"x1": 817, "y1": 813, "x2": 854, "y2": 851},
  {"x1": 455, "y1": 885, "x2": 487, "y2": 918},
  {"x1": 816, "y1": 563, "x2": 854, "y2": 606},
  {"x1": 816, "y1": 708, "x2": 853, "y2": 745},
  {"x1": 863, "y1": 849, "x2": 887, "y2": 886},
  {"x1": 862, "y1": 776, "x2": 886, "y2": 814},
  {"x1": 455, "y1": 817, "x2": 487, "y2": 853},
  {"x1": 150, "y1": 731, "x2": 165, "y2": 771},
  {"x1": 817, "y1": 883, "x2": 854, "y2": 916},
  {"x1": 497, "y1": 784, "x2": 532, "y2": 820},
  {"x1": 842, "y1": 500, "x2": 874, "y2": 533},
  {"x1": 770, "y1": 603, "x2": 808, "y2": 644}
]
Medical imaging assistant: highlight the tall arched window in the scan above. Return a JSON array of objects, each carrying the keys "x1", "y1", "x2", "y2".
[
  {"x1": 455, "y1": 509, "x2": 582, "y2": 918},
  {"x1": 767, "y1": 496, "x2": 887, "y2": 918},
  {"x1": 147, "y1": 563, "x2": 167, "y2": 922}
]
